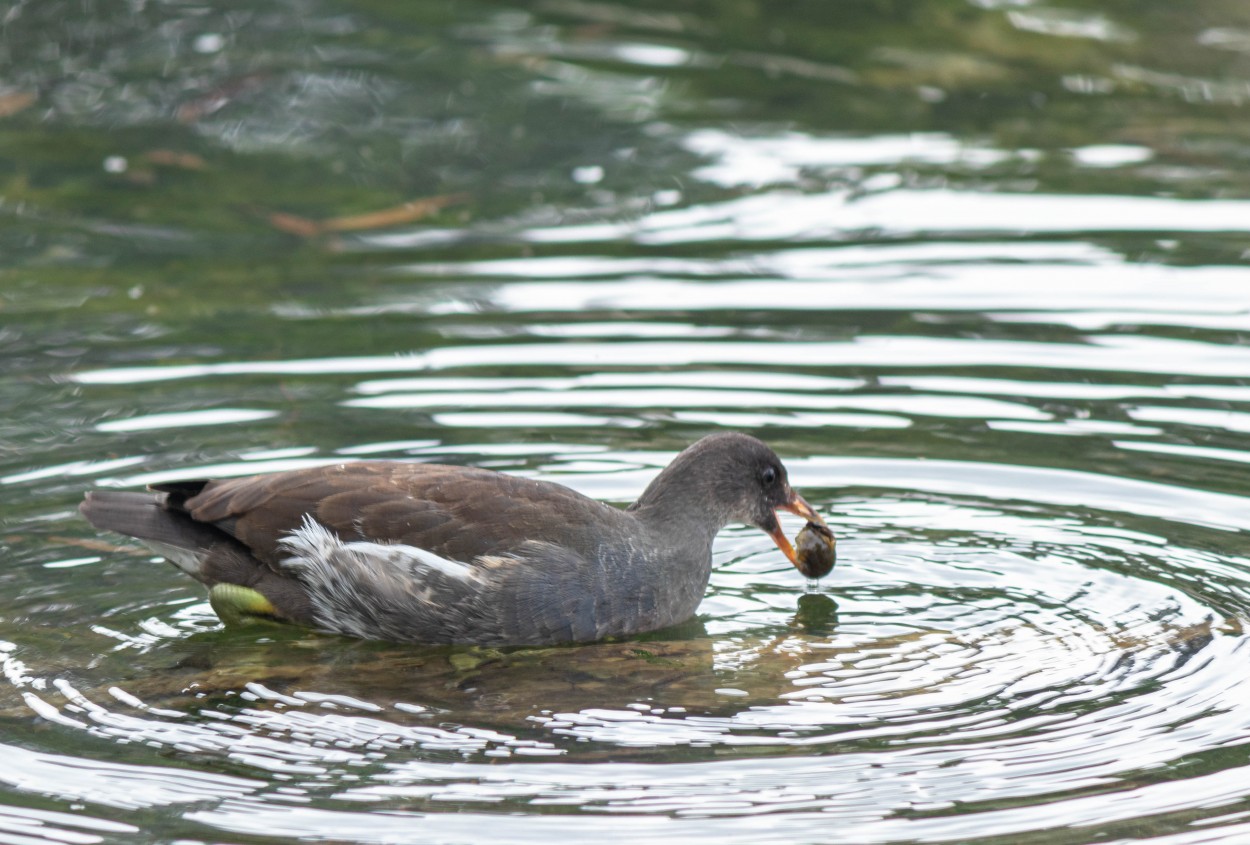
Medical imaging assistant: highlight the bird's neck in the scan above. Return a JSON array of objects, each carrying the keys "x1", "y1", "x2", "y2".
[
  {"x1": 616, "y1": 455, "x2": 731, "y2": 631},
  {"x1": 628, "y1": 460, "x2": 733, "y2": 549}
]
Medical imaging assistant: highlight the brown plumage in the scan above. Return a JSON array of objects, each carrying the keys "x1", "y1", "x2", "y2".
[{"x1": 80, "y1": 433, "x2": 831, "y2": 646}]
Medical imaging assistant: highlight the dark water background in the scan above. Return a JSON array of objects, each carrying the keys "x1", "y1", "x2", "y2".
[{"x1": 4, "y1": 0, "x2": 1250, "y2": 842}]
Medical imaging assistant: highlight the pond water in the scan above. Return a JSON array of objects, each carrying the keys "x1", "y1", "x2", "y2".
[{"x1": 4, "y1": 0, "x2": 1250, "y2": 842}]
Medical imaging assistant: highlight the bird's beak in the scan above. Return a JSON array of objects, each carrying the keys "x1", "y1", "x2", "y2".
[
  {"x1": 782, "y1": 491, "x2": 825, "y2": 527},
  {"x1": 766, "y1": 489, "x2": 829, "y2": 568}
]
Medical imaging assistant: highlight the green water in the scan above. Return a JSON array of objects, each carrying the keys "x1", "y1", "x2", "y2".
[{"x1": 4, "y1": 0, "x2": 1250, "y2": 842}]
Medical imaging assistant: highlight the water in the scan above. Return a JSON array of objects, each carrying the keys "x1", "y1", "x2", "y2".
[{"x1": 4, "y1": 0, "x2": 1250, "y2": 842}]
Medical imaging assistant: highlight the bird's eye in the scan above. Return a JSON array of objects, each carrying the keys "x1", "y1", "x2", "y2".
[{"x1": 761, "y1": 466, "x2": 778, "y2": 485}]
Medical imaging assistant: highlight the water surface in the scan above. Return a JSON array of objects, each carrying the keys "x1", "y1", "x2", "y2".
[{"x1": 3, "y1": 1, "x2": 1250, "y2": 842}]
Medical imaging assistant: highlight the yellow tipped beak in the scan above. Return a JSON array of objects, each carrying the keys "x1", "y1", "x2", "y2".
[{"x1": 781, "y1": 492, "x2": 826, "y2": 527}]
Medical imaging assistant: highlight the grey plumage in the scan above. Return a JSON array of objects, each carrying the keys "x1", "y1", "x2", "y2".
[{"x1": 79, "y1": 432, "x2": 824, "y2": 646}]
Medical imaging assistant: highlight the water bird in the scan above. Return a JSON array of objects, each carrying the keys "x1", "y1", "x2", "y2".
[{"x1": 80, "y1": 432, "x2": 831, "y2": 646}]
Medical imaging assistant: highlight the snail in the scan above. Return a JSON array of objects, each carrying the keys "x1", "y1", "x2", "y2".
[{"x1": 794, "y1": 521, "x2": 836, "y2": 579}]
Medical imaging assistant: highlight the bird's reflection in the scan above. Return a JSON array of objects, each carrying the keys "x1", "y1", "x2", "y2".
[
  {"x1": 23, "y1": 603, "x2": 854, "y2": 730},
  {"x1": 793, "y1": 592, "x2": 839, "y2": 636}
]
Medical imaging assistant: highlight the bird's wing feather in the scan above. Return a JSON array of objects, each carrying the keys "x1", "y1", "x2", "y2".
[{"x1": 174, "y1": 462, "x2": 625, "y2": 572}]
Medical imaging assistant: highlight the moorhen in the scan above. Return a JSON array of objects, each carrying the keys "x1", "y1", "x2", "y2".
[{"x1": 80, "y1": 432, "x2": 831, "y2": 646}]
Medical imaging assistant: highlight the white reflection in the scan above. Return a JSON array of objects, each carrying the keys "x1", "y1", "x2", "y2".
[
  {"x1": 432, "y1": 412, "x2": 643, "y2": 428},
  {"x1": 70, "y1": 335, "x2": 1250, "y2": 388},
  {"x1": 335, "y1": 439, "x2": 440, "y2": 455},
  {"x1": 987, "y1": 419, "x2": 1161, "y2": 436},
  {"x1": 356, "y1": 371, "x2": 862, "y2": 395},
  {"x1": 612, "y1": 43, "x2": 692, "y2": 67},
  {"x1": 1070, "y1": 144, "x2": 1153, "y2": 167},
  {"x1": 1198, "y1": 27, "x2": 1250, "y2": 52},
  {"x1": 403, "y1": 240, "x2": 1113, "y2": 280},
  {"x1": 0, "y1": 741, "x2": 262, "y2": 810},
  {"x1": 2, "y1": 456, "x2": 148, "y2": 485},
  {"x1": 1007, "y1": 9, "x2": 1134, "y2": 41},
  {"x1": 673, "y1": 410, "x2": 911, "y2": 429},
  {"x1": 519, "y1": 189, "x2": 1250, "y2": 244},
  {"x1": 885, "y1": 376, "x2": 1250, "y2": 403},
  {"x1": 1115, "y1": 440, "x2": 1250, "y2": 466},
  {"x1": 238, "y1": 447, "x2": 319, "y2": 461},
  {"x1": 43, "y1": 556, "x2": 103, "y2": 569},
  {"x1": 345, "y1": 388, "x2": 1050, "y2": 421},
  {"x1": 469, "y1": 264, "x2": 1250, "y2": 315},
  {"x1": 74, "y1": 355, "x2": 428, "y2": 385},
  {"x1": 0, "y1": 803, "x2": 138, "y2": 841},
  {"x1": 993, "y1": 310, "x2": 1250, "y2": 331},
  {"x1": 1129, "y1": 405, "x2": 1250, "y2": 433},
  {"x1": 96, "y1": 409, "x2": 277, "y2": 432},
  {"x1": 684, "y1": 130, "x2": 1019, "y2": 187}
]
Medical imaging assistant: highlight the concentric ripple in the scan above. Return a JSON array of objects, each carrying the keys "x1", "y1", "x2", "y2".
[
  {"x1": 5, "y1": 449, "x2": 1250, "y2": 843},
  {"x1": 13, "y1": 300, "x2": 1250, "y2": 842}
]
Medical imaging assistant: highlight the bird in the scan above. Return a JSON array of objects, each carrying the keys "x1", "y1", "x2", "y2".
[{"x1": 79, "y1": 432, "x2": 831, "y2": 646}]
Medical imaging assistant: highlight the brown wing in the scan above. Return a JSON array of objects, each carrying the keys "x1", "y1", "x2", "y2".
[{"x1": 172, "y1": 461, "x2": 623, "y2": 570}]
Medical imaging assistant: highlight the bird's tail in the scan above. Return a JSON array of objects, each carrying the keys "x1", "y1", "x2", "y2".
[{"x1": 79, "y1": 490, "x2": 222, "y2": 580}]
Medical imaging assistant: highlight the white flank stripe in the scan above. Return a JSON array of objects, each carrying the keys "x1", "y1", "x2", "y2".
[
  {"x1": 280, "y1": 516, "x2": 475, "y2": 582},
  {"x1": 344, "y1": 540, "x2": 475, "y2": 581}
]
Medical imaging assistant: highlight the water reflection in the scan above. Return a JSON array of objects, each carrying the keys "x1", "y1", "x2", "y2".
[
  {"x1": 507, "y1": 189, "x2": 1250, "y2": 244},
  {"x1": 0, "y1": 803, "x2": 139, "y2": 844},
  {"x1": 6, "y1": 0, "x2": 1250, "y2": 841},
  {"x1": 792, "y1": 593, "x2": 839, "y2": 636},
  {"x1": 64, "y1": 335, "x2": 1250, "y2": 385}
]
